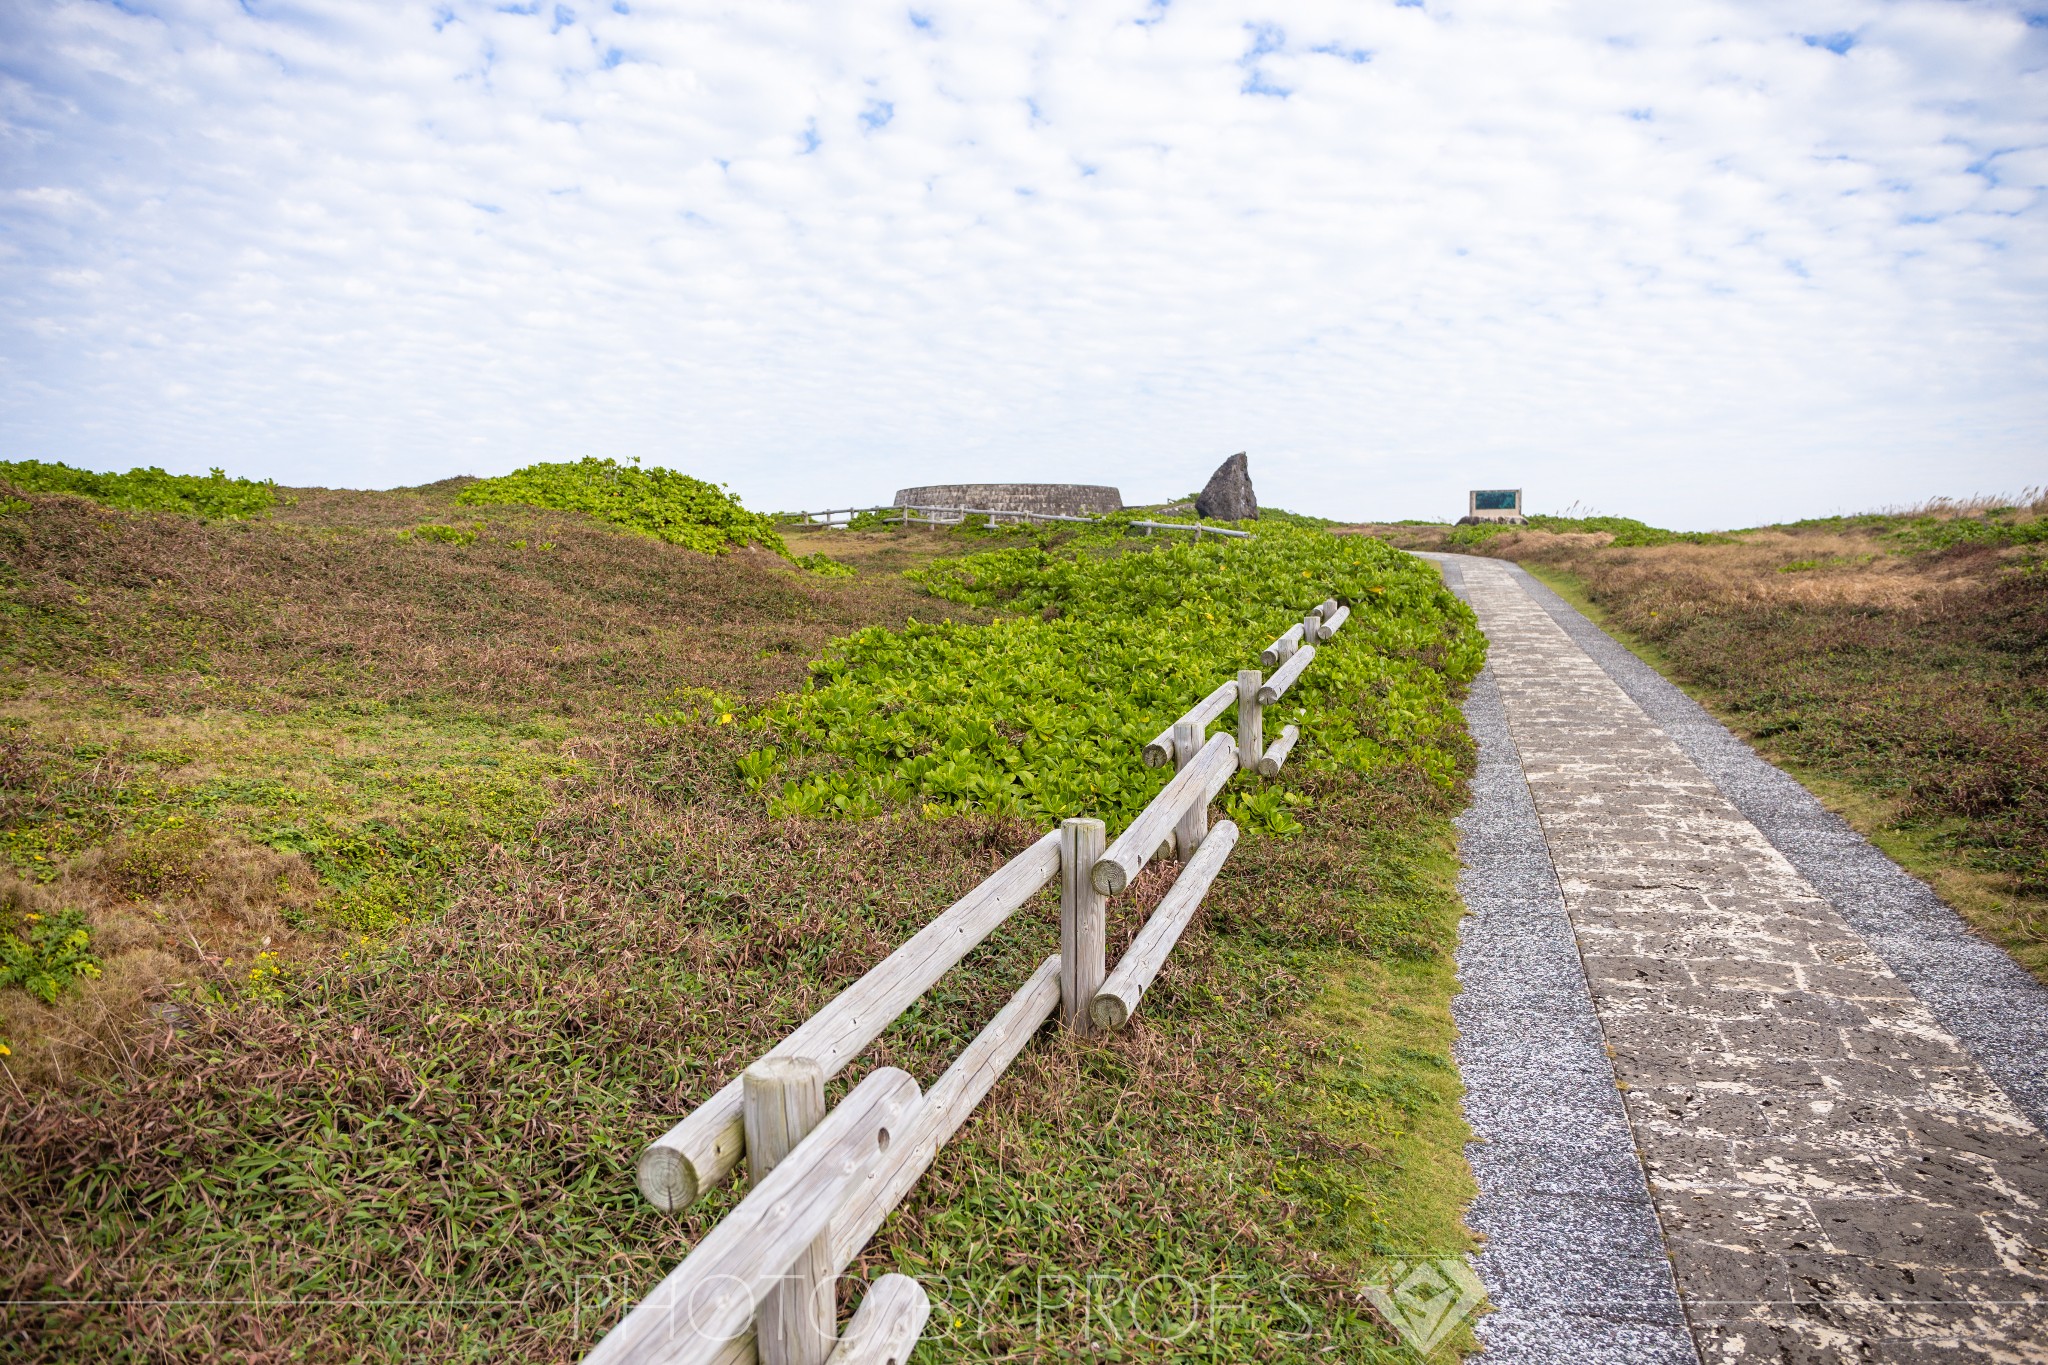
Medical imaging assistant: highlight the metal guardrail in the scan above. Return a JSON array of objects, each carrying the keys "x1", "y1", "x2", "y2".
[{"x1": 585, "y1": 598, "x2": 1355, "y2": 1364}]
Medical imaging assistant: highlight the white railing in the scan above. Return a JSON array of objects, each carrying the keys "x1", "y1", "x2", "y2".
[
  {"x1": 586, "y1": 598, "x2": 1356, "y2": 1365},
  {"x1": 776, "y1": 505, "x2": 1253, "y2": 539}
]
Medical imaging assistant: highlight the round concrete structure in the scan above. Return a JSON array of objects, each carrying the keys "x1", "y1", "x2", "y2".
[{"x1": 892, "y1": 483, "x2": 1123, "y2": 517}]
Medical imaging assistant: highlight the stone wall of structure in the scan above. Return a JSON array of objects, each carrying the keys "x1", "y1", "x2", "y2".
[{"x1": 892, "y1": 483, "x2": 1123, "y2": 517}]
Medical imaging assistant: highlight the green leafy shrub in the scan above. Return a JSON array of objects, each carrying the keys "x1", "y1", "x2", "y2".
[
  {"x1": 400, "y1": 523, "x2": 482, "y2": 545},
  {"x1": 1889, "y1": 511, "x2": 2048, "y2": 554},
  {"x1": 0, "y1": 460, "x2": 276, "y2": 519},
  {"x1": 0, "y1": 907, "x2": 101, "y2": 1004},
  {"x1": 457, "y1": 457, "x2": 788, "y2": 556},
  {"x1": 757, "y1": 525, "x2": 1483, "y2": 831},
  {"x1": 1447, "y1": 514, "x2": 1728, "y2": 549}
]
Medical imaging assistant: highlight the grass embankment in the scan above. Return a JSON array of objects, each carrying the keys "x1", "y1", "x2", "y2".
[
  {"x1": 1364, "y1": 494, "x2": 2048, "y2": 983},
  {"x1": 1, "y1": 467, "x2": 1486, "y2": 1361}
]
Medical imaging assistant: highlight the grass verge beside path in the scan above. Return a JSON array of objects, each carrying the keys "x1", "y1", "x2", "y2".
[
  {"x1": 1514, "y1": 559, "x2": 2048, "y2": 985},
  {"x1": 3, "y1": 482, "x2": 1487, "y2": 1362},
  {"x1": 1393, "y1": 522, "x2": 2048, "y2": 986}
]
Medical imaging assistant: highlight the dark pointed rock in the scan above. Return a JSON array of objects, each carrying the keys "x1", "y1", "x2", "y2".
[{"x1": 1195, "y1": 452, "x2": 1258, "y2": 522}]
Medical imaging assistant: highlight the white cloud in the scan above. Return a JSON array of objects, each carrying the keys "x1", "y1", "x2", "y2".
[{"x1": 1, "y1": 0, "x2": 2044, "y2": 528}]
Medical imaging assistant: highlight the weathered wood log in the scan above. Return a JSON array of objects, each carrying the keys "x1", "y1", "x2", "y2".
[
  {"x1": 1256, "y1": 645, "x2": 1316, "y2": 706},
  {"x1": 825, "y1": 1275, "x2": 928, "y2": 1365},
  {"x1": 637, "y1": 831, "x2": 1061, "y2": 1211},
  {"x1": 833, "y1": 956, "x2": 1059, "y2": 1265},
  {"x1": 1090, "y1": 734, "x2": 1234, "y2": 895},
  {"x1": 585, "y1": 1069, "x2": 921, "y2": 1365},
  {"x1": 699, "y1": 959, "x2": 1064, "y2": 1365},
  {"x1": 1090, "y1": 821, "x2": 1240, "y2": 1030},
  {"x1": 1316, "y1": 597, "x2": 1339, "y2": 620},
  {"x1": 1060, "y1": 819, "x2": 1107, "y2": 1033},
  {"x1": 1259, "y1": 625, "x2": 1303, "y2": 668},
  {"x1": 744, "y1": 1060, "x2": 833, "y2": 1365},
  {"x1": 1141, "y1": 680, "x2": 1236, "y2": 768},
  {"x1": 1257, "y1": 725, "x2": 1301, "y2": 778},
  {"x1": 1317, "y1": 604, "x2": 1350, "y2": 641},
  {"x1": 1236, "y1": 668, "x2": 1262, "y2": 771},
  {"x1": 1171, "y1": 721, "x2": 1208, "y2": 859}
]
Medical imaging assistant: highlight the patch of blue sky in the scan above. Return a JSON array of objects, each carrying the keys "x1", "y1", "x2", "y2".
[
  {"x1": 1241, "y1": 21, "x2": 1286, "y2": 60},
  {"x1": 551, "y1": 5, "x2": 574, "y2": 33},
  {"x1": 798, "y1": 121, "x2": 821, "y2": 154},
  {"x1": 860, "y1": 100, "x2": 894, "y2": 131},
  {"x1": 1310, "y1": 42, "x2": 1371, "y2": 64},
  {"x1": 1240, "y1": 21, "x2": 1290, "y2": 96},
  {"x1": 909, "y1": 10, "x2": 933, "y2": 30},
  {"x1": 1135, "y1": 0, "x2": 1170, "y2": 29},
  {"x1": 1803, "y1": 32, "x2": 1856, "y2": 53}
]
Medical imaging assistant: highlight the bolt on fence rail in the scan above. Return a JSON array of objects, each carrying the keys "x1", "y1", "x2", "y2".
[{"x1": 584, "y1": 595, "x2": 1355, "y2": 1364}]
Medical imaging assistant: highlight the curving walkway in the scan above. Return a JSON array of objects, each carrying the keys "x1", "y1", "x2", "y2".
[{"x1": 1432, "y1": 553, "x2": 2048, "y2": 1363}]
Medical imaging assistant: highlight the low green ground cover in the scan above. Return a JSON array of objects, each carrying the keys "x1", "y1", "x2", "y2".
[
  {"x1": 758, "y1": 525, "x2": 1482, "y2": 829},
  {"x1": 1445, "y1": 513, "x2": 1728, "y2": 549},
  {"x1": 0, "y1": 460, "x2": 276, "y2": 519},
  {"x1": 457, "y1": 456, "x2": 789, "y2": 556}
]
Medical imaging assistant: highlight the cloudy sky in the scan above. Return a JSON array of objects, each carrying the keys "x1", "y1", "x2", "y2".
[{"x1": 3, "y1": 1, "x2": 2044, "y2": 528}]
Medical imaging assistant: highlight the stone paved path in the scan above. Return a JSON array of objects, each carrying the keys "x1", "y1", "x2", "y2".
[{"x1": 1435, "y1": 554, "x2": 2048, "y2": 1363}]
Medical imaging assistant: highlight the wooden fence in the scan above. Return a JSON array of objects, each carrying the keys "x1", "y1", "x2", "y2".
[
  {"x1": 777, "y1": 504, "x2": 1251, "y2": 540},
  {"x1": 584, "y1": 596, "x2": 1355, "y2": 1365}
]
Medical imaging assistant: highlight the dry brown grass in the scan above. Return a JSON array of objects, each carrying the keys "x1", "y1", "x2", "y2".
[
  {"x1": 0, "y1": 483, "x2": 982, "y2": 1079},
  {"x1": 0, "y1": 682, "x2": 1473, "y2": 1362}
]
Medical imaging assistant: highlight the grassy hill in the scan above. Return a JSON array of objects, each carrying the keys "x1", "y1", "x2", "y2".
[{"x1": 1, "y1": 468, "x2": 1489, "y2": 1361}]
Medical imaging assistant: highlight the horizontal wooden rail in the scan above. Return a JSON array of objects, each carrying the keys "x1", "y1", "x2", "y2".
[
  {"x1": 1091, "y1": 733, "x2": 1236, "y2": 895},
  {"x1": 1127, "y1": 519, "x2": 1252, "y2": 539},
  {"x1": 1141, "y1": 680, "x2": 1237, "y2": 768},
  {"x1": 1317, "y1": 604, "x2": 1350, "y2": 640},
  {"x1": 637, "y1": 831, "x2": 1062, "y2": 1211},
  {"x1": 1256, "y1": 645, "x2": 1316, "y2": 706},
  {"x1": 833, "y1": 956, "x2": 1061, "y2": 1260},
  {"x1": 691, "y1": 957, "x2": 1062, "y2": 1365},
  {"x1": 1259, "y1": 625, "x2": 1303, "y2": 667},
  {"x1": 826, "y1": 1275, "x2": 929, "y2": 1365},
  {"x1": 1257, "y1": 725, "x2": 1301, "y2": 778},
  {"x1": 588, "y1": 1069, "x2": 921, "y2": 1365},
  {"x1": 1090, "y1": 821, "x2": 1240, "y2": 1030}
]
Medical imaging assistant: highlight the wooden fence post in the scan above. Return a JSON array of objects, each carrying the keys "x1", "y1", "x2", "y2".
[
  {"x1": 745, "y1": 1058, "x2": 835, "y2": 1365},
  {"x1": 1172, "y1": 720, "x2": 1207, "y2": 859},
  {"x1": 1059, "y1": 818, "x2": 1107, "y2": 1035},
  {"x1": 1237, "y1": 669, "x2": 1263, "y2": 772}
]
